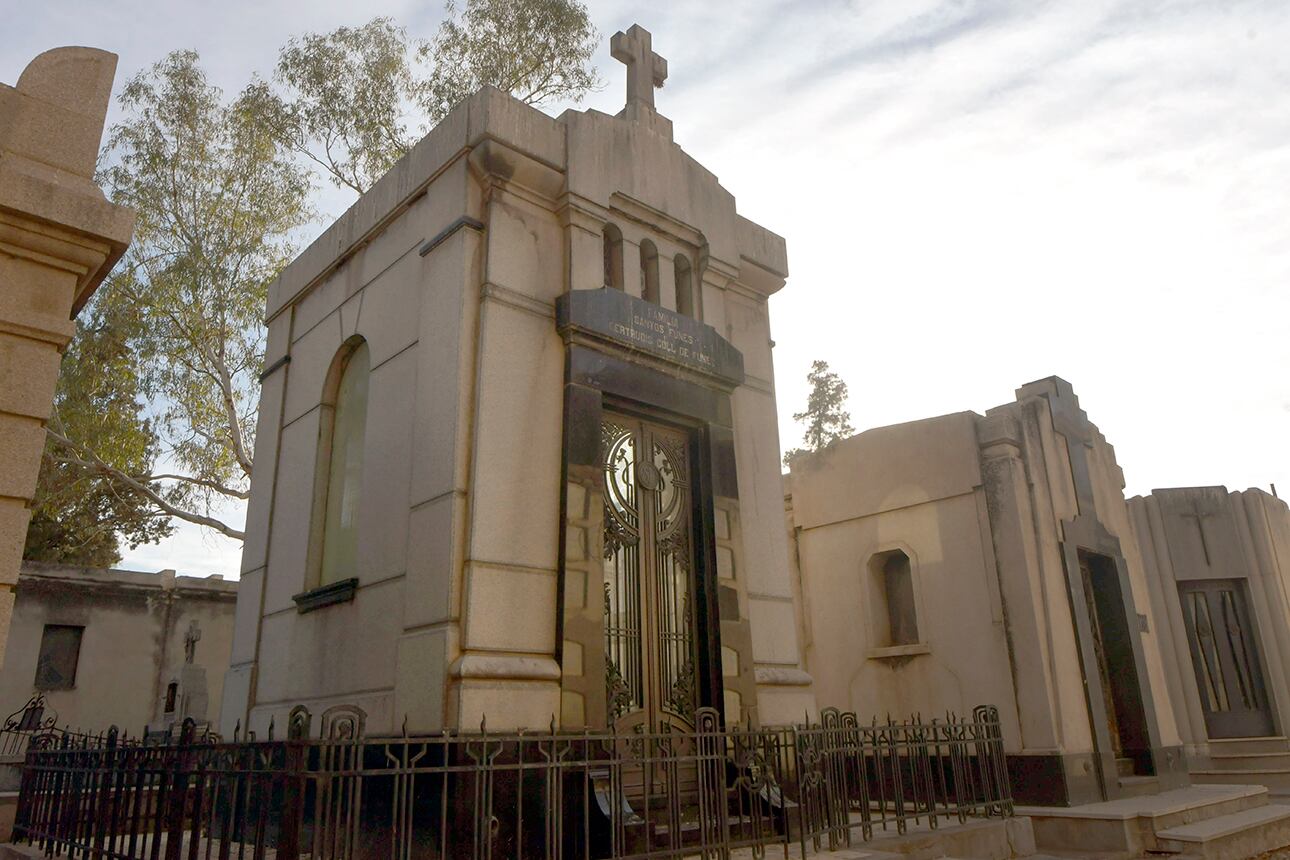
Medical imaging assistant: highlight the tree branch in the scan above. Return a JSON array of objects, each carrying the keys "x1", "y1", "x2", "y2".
[{"x1": 45, "y1": 427, "x2": 246, "y2": 541}]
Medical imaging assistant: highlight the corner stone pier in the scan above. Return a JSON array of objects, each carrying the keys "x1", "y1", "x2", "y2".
[{"x1": 0, "y1": 48, "x2": 134, "y2": 663}]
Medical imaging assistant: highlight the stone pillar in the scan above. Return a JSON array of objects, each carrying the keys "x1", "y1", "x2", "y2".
[{"x1": 0, "y1": 48, "x2": 134, "y2": 662}]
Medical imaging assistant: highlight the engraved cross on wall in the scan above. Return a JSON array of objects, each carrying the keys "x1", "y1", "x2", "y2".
[
  {"x1": 612, "y1": 24, "x2": 667, "y2": 111},
  {"x1": 1180, "y1": 500, "x2": 1216, "y2": 567}
]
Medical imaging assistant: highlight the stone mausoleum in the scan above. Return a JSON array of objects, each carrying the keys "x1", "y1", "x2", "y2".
[
  {"x1": 221, "y1": 26, "x2": 815, "y2": 738},
  {"x1": 785, "y1": 381, "x2": 1290, "y2": 850},
  {"x1": 0, "y1": 562, "x2": 236, "y2": 734},
  {"x1": 1130, "y1": 486, "x2": 1290, "y2": 790},
  {"x1": 787, "y1": 378, "x2": 1188, "y2": 806}
]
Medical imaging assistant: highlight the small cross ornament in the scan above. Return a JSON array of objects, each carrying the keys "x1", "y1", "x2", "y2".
[
  {"x1": 611, "y1": 25, "x2": 667, "y2": 111},
  {"x1": 1180, "y1": 500, "x2": 1216, "y2": 566}
]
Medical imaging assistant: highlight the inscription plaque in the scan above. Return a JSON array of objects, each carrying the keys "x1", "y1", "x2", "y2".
[{"x1": 556, "y1": 288, "x2": 744, "y2": 388}]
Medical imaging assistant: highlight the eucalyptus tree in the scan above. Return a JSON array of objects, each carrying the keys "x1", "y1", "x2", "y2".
[
  {"x1": 29, "y1": 0, "x2": 601, "y2": 556},
  {"x1": 242, "y1": 0, "x2": 600, "y2": 194},
  {"x1": 32, "y1": 50, "x2": 312, "y2": 551}
]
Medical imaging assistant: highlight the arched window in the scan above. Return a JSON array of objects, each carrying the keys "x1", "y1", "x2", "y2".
[
  {"x1": 317, "y1": 339, "x2": 371, "y2": 587},
  {"x1": 674, "y1": 254, "x2": 694, "y2": 318},
  {"x1": 640, "y1": 239, "x2": 659, "y2": 304},
  {"x1": 602, "y1": 224, "x2": 624, "y2": 290},
  {"x1": 870, "y1": 549, "x2": 919, "y2": 646},
  {"x1": 164, "y1": 682, "x2": 178, "y2": 714}
]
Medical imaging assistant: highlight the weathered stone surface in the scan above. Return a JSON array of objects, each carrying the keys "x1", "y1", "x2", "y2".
[
  {"x1": 0, "y1": 563, "x2": 236, "y2": 733},
  {"x1": 0, "y1": 48, "x2": 132, "y2": 671}
]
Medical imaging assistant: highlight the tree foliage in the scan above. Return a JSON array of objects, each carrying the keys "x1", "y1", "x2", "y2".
[
  {"x1": 30, "y1": 49, "x2": 313, "y2": 547},
  {"x1": 423, "y1": 0, "x2": 600, "y2": 123},
  {"x1": 31, "y1": 3, "x2": 600, "y2": 554},
  {"x1": 783, "y1": 360, "x2": 855, "y2": 468},
  {"x1": 24, "y1": 305, "x2": 172, "y2": 566},
  {"x1": 244, "y1": 0, "x2": 600, "y2": 194},
  {"x1": 240, "y1": 18, "x2": 418, "y2": 194}
]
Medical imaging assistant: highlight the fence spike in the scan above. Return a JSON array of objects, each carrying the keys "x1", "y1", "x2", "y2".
[{"x1": 402, "y1": 715, "x2": 409, "y2": 738}]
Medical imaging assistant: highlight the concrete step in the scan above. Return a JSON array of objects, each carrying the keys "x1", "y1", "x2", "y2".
[
  {"x1": 1207, "y1": 736, "x2": 1290, "y2": 755},
  {"x1": 1024, "y1": 852, "x2": 1139, "y2": 860},
  {"x1": 1024, "y1": 851, "x2": 1140, "y2": 860},
  {"x1": 1206, "y1": 751, "x2": 1290, "y2": 770},
  {"x1": 1021, "y1": 785, "x2": 1270, "y2": 855},
  {"x1": 1192, "y1": 768, "x2": 1290, "y2": 793},
  {"x1": 1154, "y1": 803, "x2": 1290, "y2": 859},
  {"x1": 1117, "y1": 775, "x2": 1159, "y2": 798}
]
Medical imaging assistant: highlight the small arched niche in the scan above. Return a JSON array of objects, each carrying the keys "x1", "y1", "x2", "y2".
[
  {"x1": 640, "y1": 239, "x2": 660, "y2": 304},
  {"x1": 602, "y1": 224, "x2": 624, "y2": 290},
  {"x1": 868, "y1": 549, "x2": 920, "y2": 647},
  {"x1": 674, "y1": 254, "x2": 695, "y2": 318}
]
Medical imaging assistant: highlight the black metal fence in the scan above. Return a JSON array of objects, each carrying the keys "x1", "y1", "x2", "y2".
[
  {"x1": 0, "y1": 695, "x2": 111, "y2": 759},
  {"x1": 13, "y1": 704, "x2": 1012, "y2": 860}
]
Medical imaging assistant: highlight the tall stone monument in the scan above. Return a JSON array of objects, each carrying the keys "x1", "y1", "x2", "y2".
[
  {"x1": 0, "y1": 49, "x2": 134, "y2": 663},
  {"x1": 222, "y1": 25, "x2": 815, "y2": 736}
]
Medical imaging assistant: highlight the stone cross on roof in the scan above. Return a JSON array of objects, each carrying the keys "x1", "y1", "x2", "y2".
[{"x1": 611, "y1": 25, "x2": 667, "y2": 111}]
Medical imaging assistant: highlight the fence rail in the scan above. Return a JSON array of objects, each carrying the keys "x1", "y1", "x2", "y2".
[{"x1": 13, "y1": 703, "x2": 1012, "y2": 860}]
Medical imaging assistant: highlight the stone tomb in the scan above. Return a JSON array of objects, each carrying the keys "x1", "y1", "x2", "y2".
[
  {"x1": 1130, "y1": 486, "x2": 1290, "y2": 791},
  {"x1": 0, "y1": 562, "x2": 236, "y2": 735},
  {"x1": 221, "y1": 26, "x2": 815, "y2": 737},
  {"x1": 0, "y1": 48, "x2": 133, "y2": 670},
  {"x1": 786, "y1": 378, "x2": 1189, "y2": 806}
]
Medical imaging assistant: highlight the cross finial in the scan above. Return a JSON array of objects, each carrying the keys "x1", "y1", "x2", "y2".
[{"x1": 611, "y1": 24, "x2": 667, "y2": 112}]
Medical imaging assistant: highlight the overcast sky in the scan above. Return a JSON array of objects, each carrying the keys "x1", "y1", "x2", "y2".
[{"x1": 4, "y1": 0, "x2": 1287, "y2": 578}]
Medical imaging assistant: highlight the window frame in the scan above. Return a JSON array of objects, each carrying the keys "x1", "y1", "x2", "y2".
[
  {"x1": 864, "y1": 546, "x2": 930, "y2": 660},
  {"x1": 34, "y1": 624, "x2": 84, "y2": 691},
  {"x1": 296, "y1": 336, "x2": 370, "y2": 612}
]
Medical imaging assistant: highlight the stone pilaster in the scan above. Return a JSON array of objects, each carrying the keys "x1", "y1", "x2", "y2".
[{"x1": 0, "y1": 48, "x2": 134, "y2": 662}]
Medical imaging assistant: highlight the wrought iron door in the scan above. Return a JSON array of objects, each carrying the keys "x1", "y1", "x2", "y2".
[
  {"x1": 601, "y1": 412, "x2": 699, "y2": 734},
  {"x1": 1178, "y1": 579, "x2": 1274, "y2": 738}
]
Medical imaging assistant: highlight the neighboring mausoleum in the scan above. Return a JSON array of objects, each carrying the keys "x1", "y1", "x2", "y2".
[
  {"x1": 0, "y1": 562, "x2": 236, "y2": 734},
  {"x1": 787, "y1": 377, "x2": 1188, "y2": 806},
  {"x1": 1130, "y1": 486, "x2": 1290, "y2": 791}
]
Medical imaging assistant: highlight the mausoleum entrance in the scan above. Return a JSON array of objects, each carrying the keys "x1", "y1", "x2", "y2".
[
  {"x1": 601, "y1": 411, "x2": 700, "y2": 734},
  {"x1": 1078, "y1": 550, "x2": 1153, "y2": 777},
  {"x1": 1178, "y1": 579, "x2": 1274, "y2": 738},
  {"x1": 556, "y1": 289, "x2": 752, "y2": 733}
]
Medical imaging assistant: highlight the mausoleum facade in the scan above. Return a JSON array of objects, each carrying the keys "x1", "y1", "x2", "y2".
[
  {"x1": 787, "y1": 377, "x2": 1189, "y2": 805},
  {"x1": 221, "y1": 27, "x2": 814, "y2": 739},
  {"x1": 1130, "y1": 486, "x2": 1290, "y2": 791}
]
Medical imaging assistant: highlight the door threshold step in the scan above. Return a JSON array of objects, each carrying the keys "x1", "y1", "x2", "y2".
[{"x1": 1156, "y1": 802, "x2": 1290, "y2": 843}]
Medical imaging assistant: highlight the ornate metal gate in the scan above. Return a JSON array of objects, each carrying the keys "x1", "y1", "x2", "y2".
[{"x1": 601, "y1": 413, "x2": 700, "y2": 736}]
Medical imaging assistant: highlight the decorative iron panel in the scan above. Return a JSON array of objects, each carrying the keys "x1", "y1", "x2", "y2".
[{"x1": 601, "y1": 414, "x2": 699, "y2": 733}]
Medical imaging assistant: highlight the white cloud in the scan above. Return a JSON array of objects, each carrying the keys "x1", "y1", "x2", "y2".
[{"x1": 6, "y1": 0, "x2": 1289, "y2": 575}]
